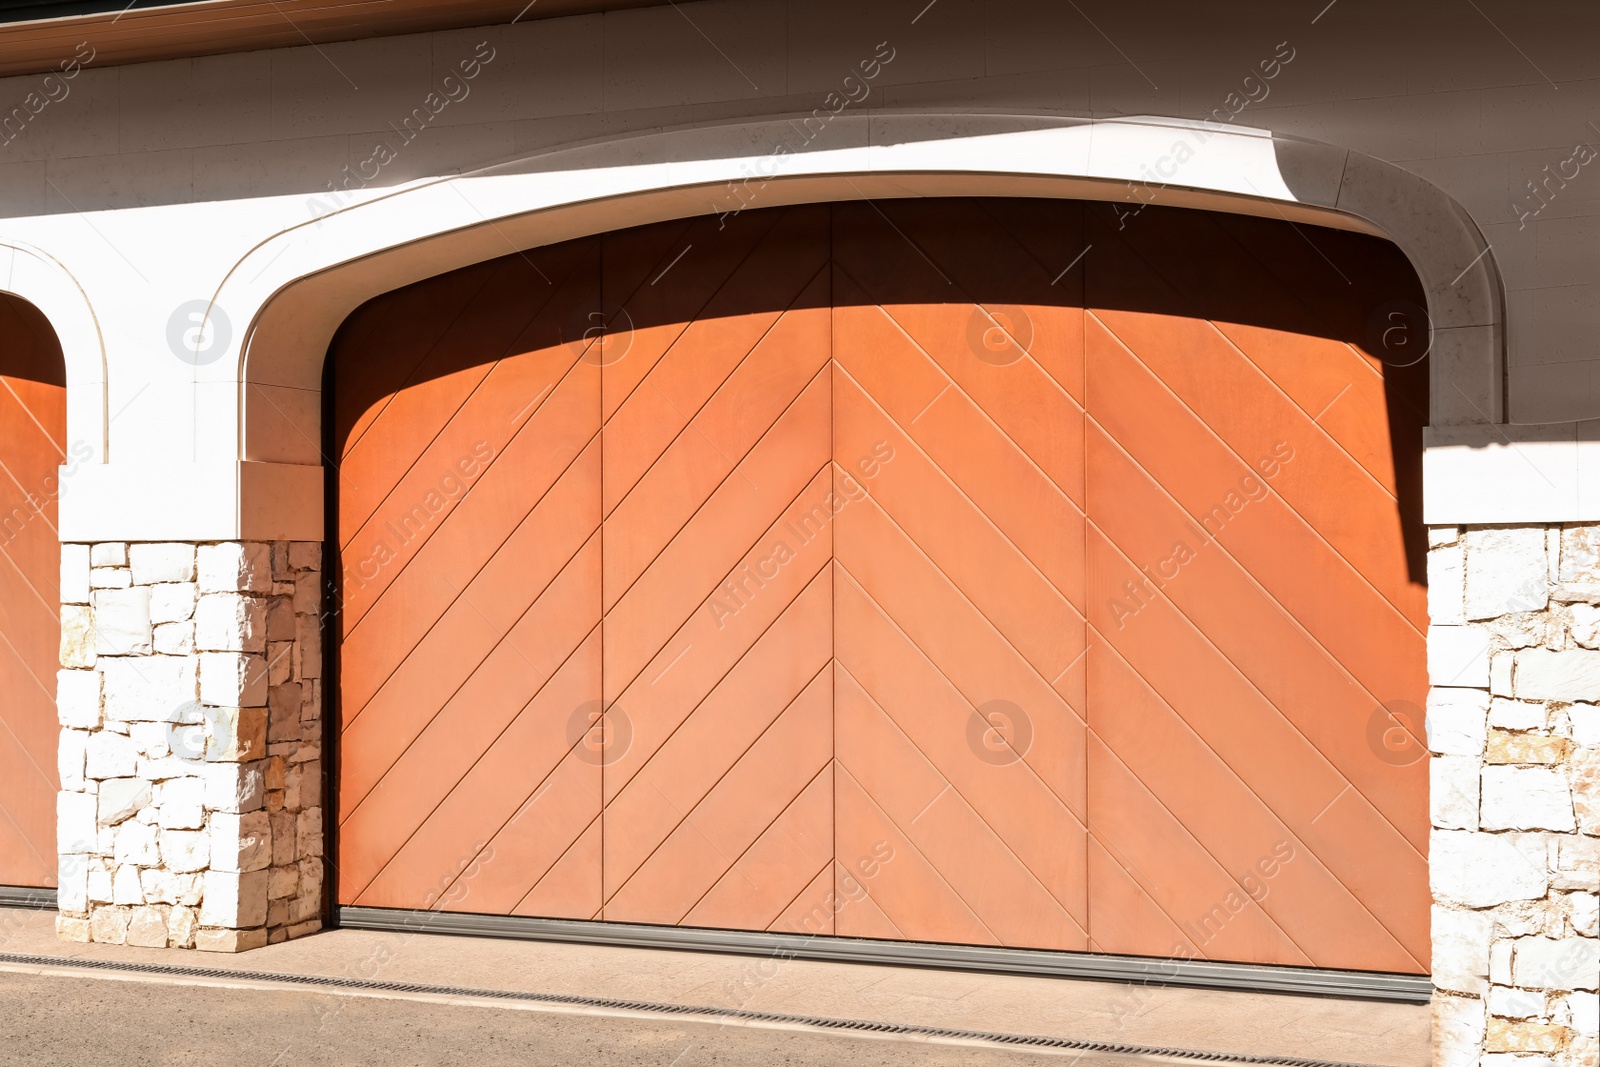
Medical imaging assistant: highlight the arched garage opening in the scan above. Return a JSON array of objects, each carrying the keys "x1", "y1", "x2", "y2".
[
  {"x1": 325, "y1": 197, "x2": 1430, "y2": 979},
  {"x1": 0, "y1": 292, "x2": 68, "y2": 901}
]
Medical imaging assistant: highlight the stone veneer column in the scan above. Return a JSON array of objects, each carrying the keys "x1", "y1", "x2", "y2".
[
  {"x1": 55, "y1": 541, "x2": 325, "y2": 951},
  {"x1": 1427, "y1": 525, "x2": 1600, "y2": 1067}
]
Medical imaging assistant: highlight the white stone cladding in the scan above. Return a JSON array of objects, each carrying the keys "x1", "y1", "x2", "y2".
[
  {"x1": 1428, "y1": 525, "x2": 1600, "y2": 1067},
  {"x1": 55, "y1": 541, "x2": 324, "y2": 952}
]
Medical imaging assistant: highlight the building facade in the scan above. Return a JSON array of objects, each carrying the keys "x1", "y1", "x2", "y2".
[{"x1": 0, "y1": 2, "x2": 1594, "y2": 1064}]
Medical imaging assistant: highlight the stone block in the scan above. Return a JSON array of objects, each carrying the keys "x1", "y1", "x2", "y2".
[
  {"x1": 113, "y1": 821, "x2": 160, "y2": 866},
  {"x1": 1432, "y1": 756, "x2": 1480, "y2": 829},
  {"x1": 198, "y1": 542, "x2": 271, "y2": 594},
  {"x1": 203, "y1": 761, "x2": 265, "y2": 814},
  {"x1": 1487, "y1": 985, "x2": 1545, "y2": 1018},
  {"x1": 140, "y1": 868, "x2": 202, "y2": 906},
  {"x1": 1432, "y1": 905, "x2": 1492, "y2": 995},
  {"x1": 267, "y1": 685, "x2": 301, "y2": 744},
  {"x1": 1465, "y1": 527, "x2": 1548, "y2": 618},
  {"x1": 195, "y1": 592, "x2": 266, "y2": 653},
  {"x1": 57, "y1": 793, "x2": 97, "y2": 855},
  {"x1": 194, "y1": 928, "x2": 268, "y2": 953},
  {"x1": 149, "y1": 582, "x2": 197, "y2": 623},
  {"x1": 1514, "y1": 936, "x2": 1600, "y2": 990},
  {"x1": 92, "y1": 587, "x2": 153, "y2": 655},
  {"x1": 60, "y1": 544, "x2": 90, "y2": 605},
  {"x1": 1430, "y1": 543, "x2": 1466, "y2": 625},
  {"x1": 153, "y1": 622, "x2": 194, "y2": 656},
  {"x1": 204, "y1": 705, "x2": 267, "y2": 763},
  {"x1": 267, "y1": 641, "x2": 293, "y2": 686},
  {"x1": 199, "y1": 652, "x2": 267, "y2": 709},
  {"x1": 156, "y1": 777, "x2": 207, "y2": 830},
  {"x1": 56, "y1": 669, "x2": 100, "y2": 730},
  {"x1": 1432, "y1": 994, "x2": 1484, "y2": 1067},
  {"x1": 1572, "y1": 603, "x2": 1600, "y2": 649},
  {"x1": 100, "y1": 656, "x2": 196, "y2": 723},
  {"x1": 128, "y1": 721, "x2": 171, "y2": 759},
  {"x1": 58, "y1": 730, "x2": 88, "y2": 791},
  {"x1": 1568, "y1": 891, "x2": 1598, "y2": 936},
  {"x1": 268, "y1": 864, "x2": 299, "y2": 900},
  {"x1": 84, "y1": 731, "x2": 139, "y2": 779},
  {"x1": 90, "y1": 543, "x2": 127, "y2": 568},
  {"x1": 266, "y1": 597, "x2": 295, "y2": 642},
  {"x1": 90, "y1": 567, "x2": 131, "y2": 589},
  {"x1": 1562, "y1": 525, "x2": 1600, "y2": 584},
  {"x1": 1433, "y1": 694, "x2": 1491, "y2": 758},
  {"x1": 1482, "y1": 766, "x2": 1575, "y2": 830},
  {"x1": 96, "y1": 778, "x2": 151, "y2": 826},
  {"x1": 199, "y1": 868, "x2": 269, "y2": 928},
  {"x1": 289, "y1": 542, "x2": 321, "y2": 571},
  {"x1": 129, "y1": 543, "x2": 196, "y2": 585},
  {"x1": 56, "y1": 858, "x2": 87, "y2": 914},
  {"x1": 296, "y1": 611, "x2": 322, "y2": 680},
  {"x1": 1491, "y1": 651, "x2": 1516, "y2": 696},
  {"x1": 271, "y1": 542, "x2": 289, "y2": 579},
  {"x1": 59, "y1": 605, "x2": 95, "y2": 668},
  {"x1": 168, "y1": 906, "x2": 198, "y2": 949},
  {"x1": 1573, "y1": 748, "x2": 1600, "y2": 834},
  {"x1": 1430, "y1": 527, "x2": 1461, "y2": 548},
  {"x1": 1570, "y1": 991, "x2": 1600, "y2": 1035},
  {"x1": 159, "y1": 829, "x2": 209, "y2": 874},
  {"x1": 1515, "y1": 648, "x2": 1600, "y2": 702},
  {"x1": 292, "y1": 575, "x2": 319, "y2": 617},
  {"x1": 210, "y1": 810, "x2": 273, "y2": 873},
  {"x1": 126, "y1": 905, "x2": 169, "y2": 948},
  {"x1": 1430, "y1": 625, "x2": 1493, "y2": 687},
  {"x1": 296, "y1": 808, "x2": 323, "y2": 859},
  {"x1": 270, "y1": 811, "x2": 296, "y2": 865},
  {"x1": 286, "y1": 919, "x2": 322, "y2": 941},
  {"x1": 1432, "y1": 830, "x2": 1548, "y2": 906},
  {"x1": 89, "y1": 907, "x2": 130, "y2": 945},
  {"x1": 1571, "y1": 704, "x2": 1600, "y2": 745},
  {"x1": 55, "y1": 915, "x2": 91, "y2": 943},
  {"x1": 112, "y1": 864, "x2": 143, "y2": 905},
  {"x1": 85, "y1": 861, "x2": 112, "y2": 905},
  {"x1": 1489, "y1": 699, "x2": 1547, "y2": 732},
  {"x1": 1486, "y1": 731, "x2": 1573, "y2": 764}
]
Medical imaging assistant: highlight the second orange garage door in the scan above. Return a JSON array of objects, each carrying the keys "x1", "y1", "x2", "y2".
[{"x1": 330, "y1": 198, "x2": 1429, "y2": 974}]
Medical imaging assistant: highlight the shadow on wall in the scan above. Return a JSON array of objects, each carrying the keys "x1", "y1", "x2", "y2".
[{"x1": 326, "y1": 197, "x2": 1429, "y2": 585}]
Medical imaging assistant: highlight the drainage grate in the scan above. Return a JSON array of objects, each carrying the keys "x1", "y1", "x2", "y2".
[{"x1": 0, "y1": 950, "x2": 1391, "y2": 1067}]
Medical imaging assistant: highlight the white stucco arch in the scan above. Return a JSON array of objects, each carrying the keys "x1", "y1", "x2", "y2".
[
  {"x1": 0, "y1": 240, "x2": 107, "y2": 466},
  {"x1": 69, "y1": 111, "x2": 1504, "y2": 540}
]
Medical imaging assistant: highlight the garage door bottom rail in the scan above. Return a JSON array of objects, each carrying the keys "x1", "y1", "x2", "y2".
[
  {"x1": 334, "y1": 907, "x2": 1431, "y2": 1004},
  {"x1": 0, "y1": 886, "x2": 55, "y2": 910}
]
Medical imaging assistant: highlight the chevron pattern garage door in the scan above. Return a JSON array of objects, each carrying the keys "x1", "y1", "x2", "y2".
[
  {"x1": 0, "y1": 294, "x2": 68, "y2": 892},
  {"x1": 332, "y1": 198, "x2": 1428, "y2": 972}
]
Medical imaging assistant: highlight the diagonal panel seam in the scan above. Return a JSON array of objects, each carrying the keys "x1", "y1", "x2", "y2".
[
  {"x1": 339, "y1": 528, "x2": 600, "y2": 832},
  {"x1": 833, "y1": 560, "x2": 1085, "y2": 824},
  {"x1": 603, "y1": 554, "x2": 831, "y2": 809},
  {"x1": 1090, "y1": 310, "x2": 1425, "y2": 642},
  {"x1": 834, "y1": 359, "x2": 1085, "y2": 622},
  {"x1": 835, "y1": 659, "x2": 1088, "y2": 938},
  {"x1": 1088, "y1": 509, "x2": 1427, "y2": 865},
  {"x1": 345, "y1": 618, "x2": 603, "y2": 903},
  {"x1": 1083, "y1": 401, "x2": 1427, "y2": 762},
  {"x1": 1088, "y1": 630, "x2": 1427, "y2": 971},
  {"x1": 602, "y1": 659, "x2": 831, "y2": 907},
  {"x1": 342, "y1": 427, "x2": 600, "y2": 728}
]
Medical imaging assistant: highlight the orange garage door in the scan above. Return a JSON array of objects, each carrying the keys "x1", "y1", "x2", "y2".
[
  {"x1": 330, "y1": 198, "x2": 1429, "y2": 974},
  {"x1": 0, "y1": 293, "x2": 68, "y2": 894}
]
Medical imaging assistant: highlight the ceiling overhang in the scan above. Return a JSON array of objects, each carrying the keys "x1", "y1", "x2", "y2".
[{"x1": 0, "y1": 0, "x2": 666, "y2": 78}]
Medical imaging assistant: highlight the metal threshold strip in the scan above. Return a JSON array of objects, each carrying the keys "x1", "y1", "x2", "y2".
[
  {"x1": 0, "y1": 886, "x2": 55, "y2": 910},
  {"x1": 337, "y1": 906, "x2": 1432, "y2": 1003},
  {"x1": 0, "y1": 949, "x2": 1394, "y2": 1067}
]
